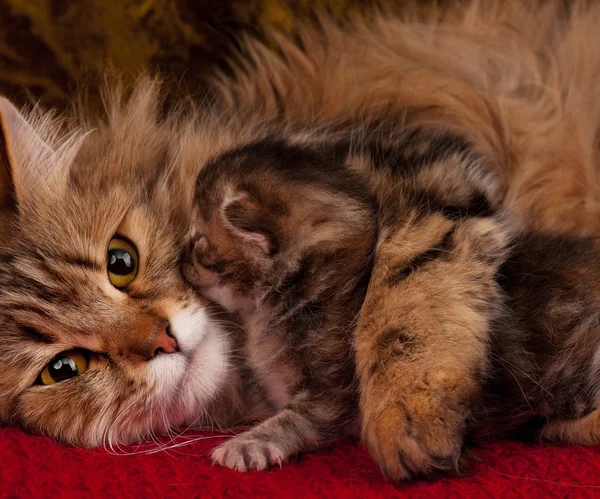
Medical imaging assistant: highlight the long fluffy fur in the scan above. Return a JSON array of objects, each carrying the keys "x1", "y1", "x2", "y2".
[{"x1": 214, "y1": 0, "x2": 600, "y2": 236}]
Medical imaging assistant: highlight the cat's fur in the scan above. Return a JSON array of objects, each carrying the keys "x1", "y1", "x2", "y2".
[
  {"x1": 182, "y1": 124, "x2": 600, "y2": 479},
  {"x1": 0, "y1": 0, "x2": 600, "y2": 483},
  {"x1": 215, "y1": 0, "x2": 600, "y2": 237},
  {"x1": 207, "y1": 0, "x2": 600, "y2": 478}
]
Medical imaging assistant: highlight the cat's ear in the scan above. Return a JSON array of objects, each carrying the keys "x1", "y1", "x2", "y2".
[
  {"x1": 0, "y1": 97, "x2": 56, "y2": 209},
  {"x1": 222, "y1": 193, "x2": 278, "y2": 255}
]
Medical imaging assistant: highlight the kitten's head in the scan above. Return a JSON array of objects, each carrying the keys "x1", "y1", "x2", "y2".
[
  {"x1": 0, "y1": 82, "x2": 232, "y2": 446},
  {"x1": 182, "y1": 139, "x2": 376, "y2": 314}
]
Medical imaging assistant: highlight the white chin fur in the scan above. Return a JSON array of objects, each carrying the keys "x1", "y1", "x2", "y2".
[{"x1": 149, "y1": 300, "x2": 231, "y2": 428}]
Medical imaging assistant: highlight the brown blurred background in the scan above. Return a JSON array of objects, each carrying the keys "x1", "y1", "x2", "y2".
[{"x1": 0, "y1": 0, "x2": 408, "y2": 113}]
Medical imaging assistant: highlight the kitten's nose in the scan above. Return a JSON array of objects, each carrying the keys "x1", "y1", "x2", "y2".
[{"x1": 150, "y1": 323, "x2": 179, "y2": 357}]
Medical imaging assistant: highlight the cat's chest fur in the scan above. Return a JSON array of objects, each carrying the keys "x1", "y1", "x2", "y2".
[{"x1": 240, "y1": 307, "x2": 300, "y2": 410}]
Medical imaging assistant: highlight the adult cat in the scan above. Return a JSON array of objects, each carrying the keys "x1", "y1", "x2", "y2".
[{"x1": 1, "y1": 0, "x2": 600, "y2": 482}]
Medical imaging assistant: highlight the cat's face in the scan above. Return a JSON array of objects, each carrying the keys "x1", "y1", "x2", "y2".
[{"x1": 0, "y1": 86, "x2": 232, "y2": 446}]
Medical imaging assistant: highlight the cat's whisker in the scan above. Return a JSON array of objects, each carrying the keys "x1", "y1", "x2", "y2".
[
  {"x1": 491, "y1": 354, "x2": 535, "y2": 412},
  {"x1": 104, "y1": 397, "x2": 141, "y2": 454},
  {"x1": 112, "y1": 433, "x2": 226, "y2": 457},
  {"x1": 491, "y1": 352, "x2": 555, "y2": 399}
]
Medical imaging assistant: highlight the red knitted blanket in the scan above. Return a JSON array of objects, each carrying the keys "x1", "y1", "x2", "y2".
[{"x1": 2, "y1": 428, "x2": 599, "y2": 497}]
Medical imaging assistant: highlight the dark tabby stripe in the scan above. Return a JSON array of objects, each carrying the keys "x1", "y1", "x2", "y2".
[
  {"x1": 63, "y1": 254, "x2": 104, "y2": 272},
  {"x1": 1, "y1": 272, "x2": 67, "y2": 305},
  {"x1": 363, "y1": 130, "x2": 472, "y2": 176},
  {"x1": 410, "y1": 190, "x2": 494, "y2": 220},
  {"x1": 1, "y1": 314, "x2": 54, "y2": 344},
  {"x1": 9, "y1": 304, "x2": 56, "y2": 321},
  {"x1": 386, "y1": 227, "x2": 456, "y2": 286},
  {"x1": 0, "y1": 254, "x2": 15, "y2": 265},
  {"x1": 19, "y1": 325, "x2": 53, "y2": 344}
]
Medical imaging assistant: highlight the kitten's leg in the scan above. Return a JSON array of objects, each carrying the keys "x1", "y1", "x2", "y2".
[
  {"x1": 356, "y1": 215, "x2": 508, "y2": 481},
  {"x1": 211, "y1": 397, "x2": 348, "y2": 472},
  {"x1": 540, "y1": 411, "x2": 600, "y2": 445}
]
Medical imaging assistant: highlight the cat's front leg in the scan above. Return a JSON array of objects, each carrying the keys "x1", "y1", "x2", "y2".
[
  {"x1": 356, "y1": 215, "x2": 508, "y2": 481},
  {"x1": 211, "y1": 399, "x2": 348, "y2": 472}
]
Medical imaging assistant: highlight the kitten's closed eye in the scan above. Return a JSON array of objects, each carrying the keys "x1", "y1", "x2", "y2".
[
  {"x1": 182, "y1": 236, "x2": 221, "y2": 288},
  {"x1": 191, "y1": 237, "x2": 214, "y2": 268}
]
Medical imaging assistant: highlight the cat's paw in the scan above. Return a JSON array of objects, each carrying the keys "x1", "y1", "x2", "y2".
[
  {"x1": 363, "y1": 403, "x2": 463, "y2": 481},
  {"x1": 361, "y1": 377, "x2": 468, "y2": 481},
  {"x1": 211, "y1": 435, "x2": 286, "y2": 472}
]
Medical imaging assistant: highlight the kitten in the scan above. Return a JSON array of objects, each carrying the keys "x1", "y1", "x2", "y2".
[
  {"x1": 183, "y1": 125, "x2": 600, "y2": 480},
  {"x1": 182, "y1": 139, "x2": 377, "y2": 470},
  {"x1": 205, "y1": 0, "x2": 600, "y2": 479}
]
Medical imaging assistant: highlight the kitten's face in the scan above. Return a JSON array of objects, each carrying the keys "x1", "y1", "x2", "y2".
[
  {"x1": 0, "y1": 88, "x2": 231, "y2": 446},
  {"x1": 182, "y1": 140, "x2": 377, "y2": 314},
  {"x1": 183, "y1": 177, "x2": 287, "y2": 315}
]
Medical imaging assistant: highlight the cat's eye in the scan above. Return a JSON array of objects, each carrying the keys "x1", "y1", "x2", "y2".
[
  {"x1": 107, "y1": 237, "x2": 138, "y2": 289},
  {"x1": 38, "y1": 350, "x2": 89, "y2": 385}
]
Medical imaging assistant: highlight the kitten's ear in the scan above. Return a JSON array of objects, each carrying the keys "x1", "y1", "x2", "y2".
[
  {"x1": 222, "y1": 194, "x2": 278, "y2": 255},
  {"x1": 0, "y1": 97, "x2": 56, "y2": 209}
]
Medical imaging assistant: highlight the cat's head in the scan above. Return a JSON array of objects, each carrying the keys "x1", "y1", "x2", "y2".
[
  {"x1": 182, "y1": 138, "x2": 376, "y2": 314},
  {"x1": 0, "y1": 82, "x2": 233, "y2": 447}
]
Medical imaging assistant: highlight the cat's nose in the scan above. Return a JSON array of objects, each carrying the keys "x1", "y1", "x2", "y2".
[{"x1": 150, "y1": 322, "x2": 179, "y2": 357}]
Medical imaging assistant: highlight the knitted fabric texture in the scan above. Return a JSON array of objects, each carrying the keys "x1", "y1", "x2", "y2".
[{"x1": 2, "y1": 428, "x2": 599, "y2": 497}]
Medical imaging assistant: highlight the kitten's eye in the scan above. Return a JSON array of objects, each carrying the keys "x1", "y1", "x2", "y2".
[
  {"x1": 107, "y1": 237, "x2": 138, "y2": 289},
  {"x1": 38, "y1": 350, "x2": 89, "y2": 385}
]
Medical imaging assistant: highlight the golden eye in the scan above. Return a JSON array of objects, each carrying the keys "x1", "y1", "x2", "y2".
[
  {"x1": 39, "y1": 350, "x2": 89, "y2": 385},
  {"x1": 107, "y1": 236, "x2": 138, "y2": 289}
]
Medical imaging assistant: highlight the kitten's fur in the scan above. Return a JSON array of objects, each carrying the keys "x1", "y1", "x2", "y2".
[
  {"x1": 182, "y1": 140, "x2": 377, "y2": 470},
  {"x1": 1, "y1": 0, "x2": 600, "y2": 483}
]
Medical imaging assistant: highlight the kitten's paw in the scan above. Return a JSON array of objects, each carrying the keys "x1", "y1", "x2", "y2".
[{"x1": 211, "y1": 436, "x2": 286, "y2": 472}]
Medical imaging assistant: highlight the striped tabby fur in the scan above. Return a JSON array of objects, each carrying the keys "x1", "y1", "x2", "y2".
[{"x1": 0, "y1": 0, "x2": 600, "y2": 483}]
